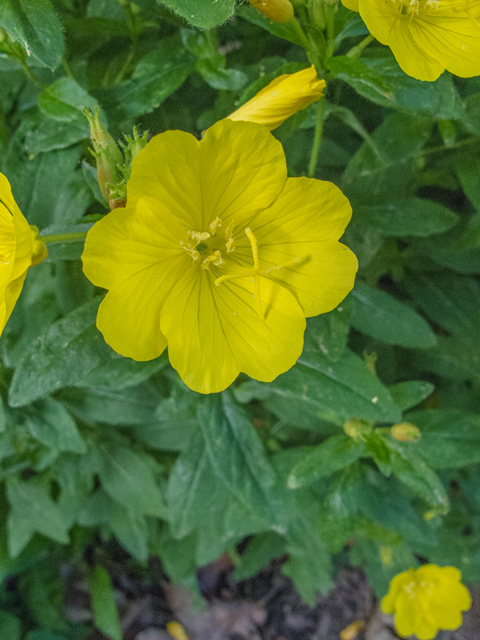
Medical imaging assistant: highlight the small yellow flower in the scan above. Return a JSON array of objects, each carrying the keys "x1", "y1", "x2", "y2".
[
  {"x1": 381, "y1": 564, "x2": 471, "y2": 639},
  {"x1": 81, "y1": 120, "x2": 357, "y2": 394},
  {"x1": 226, "y1": 66, "x2": 325, "y2": 131},
  {"x1": 0, "y1": 172, "x2": 47, "y2": 335},
  {"x1": 341, "y1": 0, "x2": 480, "y2": 81}
]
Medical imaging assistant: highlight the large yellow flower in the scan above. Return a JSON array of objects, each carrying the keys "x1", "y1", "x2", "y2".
[
  {"x1": 341, "y1": 0, "x2": 480, "y2": 81},
  {"x1": 381, "y1": 565, "x2": 471, "y2": 639},
  {"x1": 81, "y1": 120, "x2": 357, "y2": 394},
  {"x1": 226, "y1": 66, "x2": 326, "y2": 131},
  {"x1": 0, "y1": 172, "x2": 47, "y2": 334}
]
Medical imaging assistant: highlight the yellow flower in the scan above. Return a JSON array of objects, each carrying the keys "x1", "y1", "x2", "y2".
[
  {"x1": 0, "y1": 172, "x2": 47, "y2": 334},
  {"x1": 341, "y1": 0, "x2": 480, "y2": 81},
  {"x1": 381, "y1": 564, "x2": 471, "y2": 639},
  {"x1": 81, "y1": 120, "x2": 357, "y2": 394},
  {"x1": 226, "y1": 66, "x2": 326, "y2": 131}
]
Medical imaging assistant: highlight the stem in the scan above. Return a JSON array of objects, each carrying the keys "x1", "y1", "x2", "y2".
[
  {"x1": 308, "y1": 94, "x2": 326, "y2": 178},
  {"x1": 417, "y1": 137, "x2": 478, "y2": 157},
  {"x1": 62, "y1": 54, "x2": 76, "y2": 80},
  {"x1": 40, "y1": 232, "x2": 88, "y2": 244},
  {"x1": 324, "y1": 4, "x2": 336, "y2": 60},
  {"x1": 290, "y1": 17, "x2": 312, "y2": 51},
  {"x1": 345, "y1": 34, "x2": 374, "y2": 59},
  {"x1": 21, "y1": 62, "x2": 46, "y2": 89}
]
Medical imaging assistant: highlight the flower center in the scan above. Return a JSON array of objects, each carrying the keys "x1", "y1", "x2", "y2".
[
  {"x1": 181, "y1": 218, "x2": 303, "y2": 322},
  {"x1": 390, "y1": 0, "x2": 480, "y2": 22}
]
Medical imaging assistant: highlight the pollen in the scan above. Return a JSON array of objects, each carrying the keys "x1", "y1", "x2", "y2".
[{"x1": 201, "y1": 250, "x2": 224, "y2": 270}]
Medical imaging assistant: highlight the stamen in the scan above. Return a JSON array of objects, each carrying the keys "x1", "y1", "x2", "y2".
[
  {"x1": 201, "y1": 250, "x2": 223, "y2": 270},
  {"x1": 209, "y1": 217, "x2": 222, "y2": 235},
  {"x1": 245, "y1": 228, "x2": 264, "y2": 322},
  {"x1": 225, "y1": 220, "x2": 236, "y2": 253},
  {"x1": 188, "y1": 230, "x2": 211, "y2": 243},
  {"x1": 180, "y1": 241, "x2": 200, "y2": 261}
]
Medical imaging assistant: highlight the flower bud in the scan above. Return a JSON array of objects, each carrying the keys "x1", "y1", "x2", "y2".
[
  {"x1": 391, "y1": 422, "x2": 421, "y2": 442},
  {"x1": 343, "y1": 418, "x2": 373, "y2": 441},
  {"x1": 84, "y1": 107, "x2": 123, "y2": 203},
  {"x1": 226, "y1": 65, "x2": 325, "y2": 131},
  {"x1": 248, "y1": 0, "x2": 294, "y2": 23}
]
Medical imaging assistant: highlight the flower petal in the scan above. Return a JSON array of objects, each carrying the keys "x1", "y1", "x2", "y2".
[
  {"x1": 127, "y1": 120, "x2": 287, "y2": 231},
  {"x1": 96, "y1": 264, "x2": 172, "y2": 361},
  {"x1": 82, "y1": 199, "x2": 187, "y2": 290},
  {"x1": 160, "y1": 268, "x2": 306, "y2": 394},
  {"x1": 247, "y1": 178, "x2": 357, "y2": 316},
  {"x1": 359, "y1": 0, "x2": 444, "y2": 80},
  {"x1": 411, "y1": 13, "x2": 480, "y2": 78}
]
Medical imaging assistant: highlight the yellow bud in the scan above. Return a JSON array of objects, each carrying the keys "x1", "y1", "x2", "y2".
[
  {"x1": 391, "y1": 422, "x2": 421, "y2": 442},
  {"x1": 248, "y1": 0, "x2": 294, "y2": 23},
  {"x1": 339, "y1": 620, "x2": 365, "y2": 640},
  {"x1": 166, "y1": 621, "x2": 189, "y2": 640},
  {"x1": 343, "y1": 418, "x2": 373, "y2": 441}
]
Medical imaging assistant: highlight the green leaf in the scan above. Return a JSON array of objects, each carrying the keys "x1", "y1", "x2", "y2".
[
  {"x1": 303, "y1": 297, "x2": 353, "y2": 362},
  {"x1": 388, "y1": 381, "x2": 435, "y2": 411},
  {"x1": 158, "y1": 0, "x2": 235, "y2": 28},
  {"x1": 89, "y1": 566, "x2": 122, "y2": 640},
  {"x1": 414, "y1": 335, "x2": 480, "y2": 384},
  {"x1": 233, "y1": 532, "x2": 286, "y2": 581},
  {"x1": 235, "y1": 4, "x2": 304, "y2": 45},
  {"x1": 38, "y1": 77, "x2": 98, "y2": 122},
  {"x1": 351, "y1": 281, "x2": 437, "y2": 348},
  {"x1": 24, "y1": 398, "x2": 86, "y2": 453},
  {"x1": 97, "y1": 35, "x2": 194, "y2": 120},
  {"x1": 288, "y1": 436, "x2": 365, "y2": 489},
  {"x1": 355, "y1": 198, "x2": 459, "y2": 237},
  {"x1": 6, "y1": 479, "x2": 69, "y2": 557},
  {"x1": 383, "y1": 437, "x2": 449, "y2": 511},
  {"x1": 0, "y1": 0, "x2": 64, "y2": 69},
  {"x1": 25, "y1": 633, "x2": 69, "y2": 640},
  {"x1": 406, "y1": 273, "x2": 480, "y2": 345},
  {"x1": 0, "y1": 611, "x2": 21, "y2": 640},
  {"x1": 196, "y1": 57, "x2": 248, "y2": 91},
  {"x1": 342, "y1": 112, "x2": 432, "y2": 203},
  {"x1": 97, "y1": 446, "x2": 166, "y2": 519},
  {"x1": 328, "y1": 56, "x2": 395, "y2": 108},
  {"x1": 197, "y1": 393, "x2": 275, "y2": 516},
  {"x1": 360, "y1": 53, "x2": 464, "y2": 119},
  {"x1": 263, "y1": 346, "x2": 402, "y2": 428},
  {"x1": 9, "y1": 299, "x2": 109, "y2": 407},
  {"x1": 408, "y1": 409, "x2": 480, "y2": 469}
]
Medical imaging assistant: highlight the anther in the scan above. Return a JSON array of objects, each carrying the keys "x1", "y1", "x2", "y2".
[
  {"x1": 187, "y1": 230, "x2": 211, "y2": 243},
  {"x1": 209, "y1": 217, "x2": 222, "y2": 235},
  {"x1": 201, "y1": 250, "x2": 223, "y2": 270}
]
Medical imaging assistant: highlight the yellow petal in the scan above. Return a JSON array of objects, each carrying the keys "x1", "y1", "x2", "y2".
[
  {"x1": 82, "y1": 199, "x2": 187, "y2": 290},
  {"x1": 226, "y1": 66, "x2": 325, "y2": 131},
  {"x1": 0, "y1": 201, "x2": 16, "y2": 294},
  {"x1": 359, "y1": 0, "x2": 444, "y2": 81},
  {"x1": 160, "y1": 267, "x2": 306, "y2": 394},
  {"x1": 342, "y1": 0, "x2": 360, "y2": 11},
  {"x1": 411, "y1": 13, "x2": 480, "y2": 78},
  {"x1": 247, "y1": 178, "x2": 357, "y2": 316},
  {"x1": 127, "y1": 120, "x2": 287, "y2": 231},
  {"x1": 2, "y1": 271, "x2": 28, "y2": 333}
]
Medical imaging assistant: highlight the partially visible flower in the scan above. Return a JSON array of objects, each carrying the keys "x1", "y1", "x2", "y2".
[
  {"x1": 0, "y1": 172, "x2": 47, "y2": 334},
  {"x1": 341, "y1": 0, "x2": 480, "y2": 81},
  {"x1": 82, "y1": 119, "x2": 357, "y2": 394},
  {"x1": 248, "y1": 0, "x2": 294, "y2": 22},
  {"x1": 381, "y1": 564, "x2": 471, "y2": 639},
  {"x1": 226, "y1": 66, "x2": 325, "y2": 131}
]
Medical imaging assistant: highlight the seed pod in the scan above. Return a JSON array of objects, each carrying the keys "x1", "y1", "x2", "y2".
[{"x1": 248, "y1": 0, "x2": 294, "y2": 23}]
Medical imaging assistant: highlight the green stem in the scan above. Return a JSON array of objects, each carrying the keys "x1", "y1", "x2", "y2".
[
  {"x1": 290, "y1": 17, "x2": 312, "y2": 52},
  {"x1": 40, "y1": 232, "x2": 88, "y2": 244},
  {"x1": 417, "y1": 136, "x2": 478, "y2": 157},
  {"x1": 62, "y1": 54, "x2": 76, "y2": 80},
  {"x1": 324, "y1": 4, "x2": 336, "y2": 60},
  {"x1": 308, "y1": 94, "x2": 326, "y2": 178},
  {"x1": 345, "y1": 34, "x2": 374, "y2": 59},
  {"x1": 21, "y1": 62, "x2": 46, "y2": 89}
]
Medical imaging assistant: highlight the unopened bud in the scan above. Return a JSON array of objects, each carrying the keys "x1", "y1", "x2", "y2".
[
  {"x1": 248, "y1": 0, "x2": 294, "y2": 23},
  {"x1": 344, "y1": 418, "x2": 373, "y2": 441},
  {"x1": 310, "y1": 0, "x2": 326, "y2": 29},
  {"x1": 84, "y1": 107, "x2": 123, "y2": 202},
  {"x1": 391, "y1": 422, "x2": 421, "y2": 442}
]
